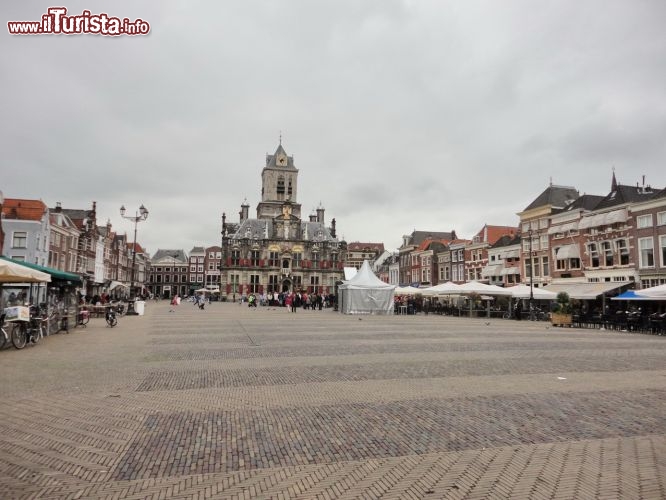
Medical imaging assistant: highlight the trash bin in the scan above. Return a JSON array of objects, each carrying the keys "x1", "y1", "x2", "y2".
[{"x1": 135, "y1": 300, "x2": 145, "y2": 316}]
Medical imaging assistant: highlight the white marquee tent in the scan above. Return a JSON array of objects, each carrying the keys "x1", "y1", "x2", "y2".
[{"x1": 338, "y1": 260, "x2": 396, "y2": 315}]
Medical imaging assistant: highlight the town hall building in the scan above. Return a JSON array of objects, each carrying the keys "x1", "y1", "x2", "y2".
[{"x1": 220, "y1": 142, "x2": 347, "y2": 300}]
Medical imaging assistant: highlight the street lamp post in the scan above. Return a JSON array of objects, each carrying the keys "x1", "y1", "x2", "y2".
[
  {"x1": 528, "y1": 226, "x2": 534, "y2": 320},
  {"x1": 120, "y1": 204, "x2": 148, "y2": 315}
]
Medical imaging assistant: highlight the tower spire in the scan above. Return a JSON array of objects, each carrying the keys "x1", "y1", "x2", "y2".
[
  {"x1": 279, "y1": 130, "x2": 282, "y2": 146},
  {"x1": 611, "y1": 167, "x2": 618, "y2": 191}
]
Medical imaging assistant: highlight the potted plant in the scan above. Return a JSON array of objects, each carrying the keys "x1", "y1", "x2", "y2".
[{"x1": 551, "y1": 291, "x2": 573, "y2": 327}]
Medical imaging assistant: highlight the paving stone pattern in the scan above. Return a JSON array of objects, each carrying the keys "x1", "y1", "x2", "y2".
[
  {"x1": 136, "y1": 355, "x2": 666, "y2": 391},
  {"x1": 1, "y1": 302, "x2": 665, "y2": 499}
]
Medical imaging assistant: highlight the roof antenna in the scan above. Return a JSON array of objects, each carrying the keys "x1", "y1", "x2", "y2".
[{"x1": 549, "y1": 176, "x2": 553, "y2": 187}]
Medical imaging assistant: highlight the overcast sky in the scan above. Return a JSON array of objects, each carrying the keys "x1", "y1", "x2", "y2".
[{"x1": 2, "y1": 1, "x2": 665, "y2": 255}]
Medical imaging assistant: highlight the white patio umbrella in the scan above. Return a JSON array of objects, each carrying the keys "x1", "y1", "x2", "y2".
[
  {"x1": 509, "y1": 284, "x2": 557, "y2": 300},
  {"x1": 635, "y1": 284, "x2": 666, "y2": 299},
  {"x1": 455, "y1": 281, "x2": 512, "y2": 296},
  {"x1": 421, "y1": 281, "x2": 461, "y2": 296},
  {"x1": 194, "y1": 288, "x2": 209, "y2": 293}
]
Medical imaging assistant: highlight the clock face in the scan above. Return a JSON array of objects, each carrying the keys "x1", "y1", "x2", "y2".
[{"x1": 278, "y1": 155, "x2": 286, "y2": 165}]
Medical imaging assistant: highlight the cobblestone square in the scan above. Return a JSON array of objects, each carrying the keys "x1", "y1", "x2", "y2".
[{"x1": 1, "y1": 302, "x2": 665, "y2": 499}]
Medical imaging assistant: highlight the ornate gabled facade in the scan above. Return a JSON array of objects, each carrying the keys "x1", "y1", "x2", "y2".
[{"x1": 220, "y1": 142, "x2": 346, "y2": 300}]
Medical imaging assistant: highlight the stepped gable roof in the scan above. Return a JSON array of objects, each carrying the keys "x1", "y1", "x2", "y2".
[
  {"x1": 594, "y1": 183, "x2": 664, "y2": 211},
  {"x1": 523, "y1": 185, "x2": 579, "y2": 212},
  {"x1": 152, "y1": 249, "x2": 187, "y2": 262},
  {"x1": 2, "y1": 198, "x2": 47, "y2": 221}
]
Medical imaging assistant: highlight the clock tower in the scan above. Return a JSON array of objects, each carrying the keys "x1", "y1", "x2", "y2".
[{"x1": 257, "y1": 142, "x2": 302, "y2": 220}]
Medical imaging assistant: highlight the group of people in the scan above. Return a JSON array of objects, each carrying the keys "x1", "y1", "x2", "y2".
[
  {"x1": 238, "y1": 291, "x2": 334, "y2": 311},
  {"x1": 281, "y1": 291, "x2": 327, "y2": 312}
]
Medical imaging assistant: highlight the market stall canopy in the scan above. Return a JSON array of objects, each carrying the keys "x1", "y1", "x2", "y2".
[
  {"x1": 543, "y1": 281, "x2": 624, "y2": 300},
  {"x1": 421, "y1": 281, "x2": 461, "y2": 296},
  {"x1": 109, "y1": 281, "x2": 128, "y2": 290},
  {"x1": 635, "y1": 284, "x2": 666, "y2": 299},
  {"x1": 394, "y1": 286, "x2": 422, "y2": 295},
  {"x1": 509, "y1": 284, "x2": 557, "y2": 300},
  {"x1": 611, "y1": 290, "x2": 660, "y2": 301},
  {"x1": 0, "y1": 256, "x2": 81, "y2": 284},
  {"x1": 0, "y1": 257, "x2": 51, "y2": 283},
  {"x1": 195, "y1": 288, "x2": 210, "y2": 293},
  {"x1": 456, "y1": 281, "x2": 513, "y2": 296}
]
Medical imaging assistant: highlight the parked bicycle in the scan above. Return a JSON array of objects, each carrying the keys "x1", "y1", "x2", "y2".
[
  {"x1": 11, "y1": 305, "x2": 44, "y2": 349},
  {"x1": 0, "y1": 313, "x2": 11, "y2": 349},
  {"x1": 105, "y1": 306, "x2": 118, "y2": 327},
  {"x1": 528, "y1": 306, "x2": 550, "y2": 321}
]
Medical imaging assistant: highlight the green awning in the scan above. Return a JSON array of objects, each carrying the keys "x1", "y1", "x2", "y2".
[{"x1": 0, "y1": 256, "x2": 82, "y2": 284}]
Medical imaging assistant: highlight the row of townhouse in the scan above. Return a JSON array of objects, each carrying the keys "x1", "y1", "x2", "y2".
[
  {"x1": 379, "y1": 173, "x2": 666, "y2": 293},
  {"x1": 519, "y1": 175, "x2": 666, "y2": 293},
  {"x1": 1, "y1": 198, "x2": 149, "y2": 296},
  {"x1": 146, "y1": 246, "x2": 222, "y2": 299}
]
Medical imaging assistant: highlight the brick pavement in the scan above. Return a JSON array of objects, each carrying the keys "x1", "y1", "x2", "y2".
[{"x1": 0, "y1": 301, "x2": 665, "y2": 499}]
